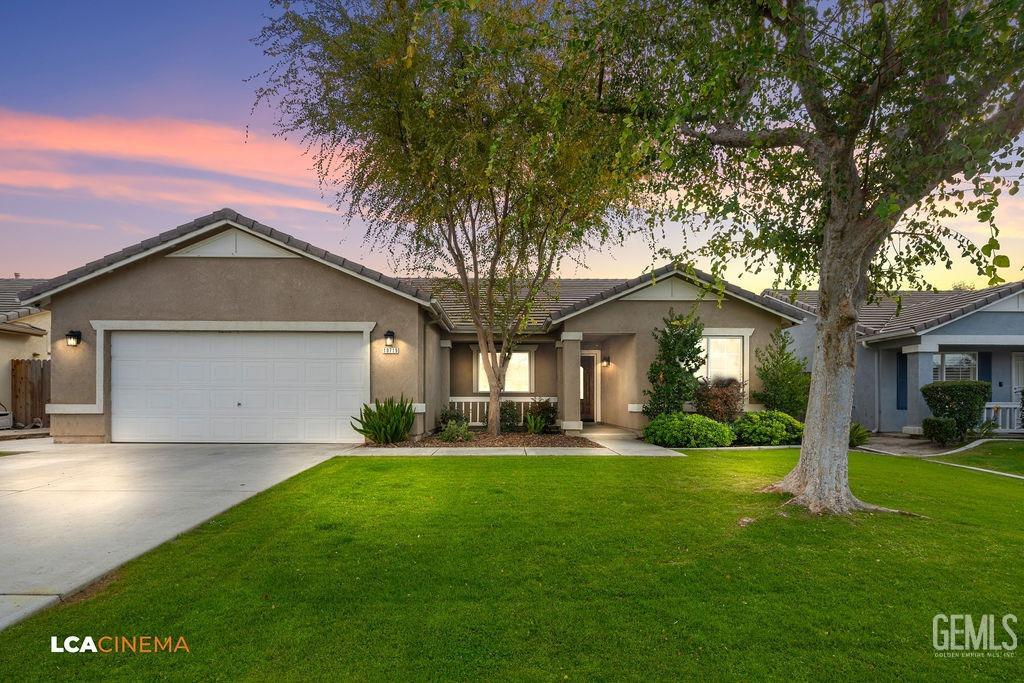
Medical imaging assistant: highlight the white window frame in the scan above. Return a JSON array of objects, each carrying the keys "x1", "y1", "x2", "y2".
[
  {"x1": 472, "y1": 345, "x2": 537, "y2": 394},
  {"x1": 691, "y1": 328, "x2": 754, "y2": 407},
  {"x1": 931, "y1": 351, "x2": 978, "y2": 382}
]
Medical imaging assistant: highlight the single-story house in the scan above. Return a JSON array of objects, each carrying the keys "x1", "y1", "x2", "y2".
[
  {"x1": 767, "y1": 285, "x2": 1024, "y2": 435},
  {"x1": 0, "y1": 278, "x2": 51, "y2": 421},
  {"x1": 20, "y1": 208, "x2": 804, "y2": 444}
]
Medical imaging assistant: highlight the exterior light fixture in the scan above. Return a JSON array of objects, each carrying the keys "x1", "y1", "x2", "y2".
[
  {"x1": 383, "y1": 330, "x2": 399, "y2": 354},
  {"x1": 65, "y1": 330, "x2": 82, "y2": 347},
  {"x1": 601, "y1": 356, "x2": 611, "y2": 367}
]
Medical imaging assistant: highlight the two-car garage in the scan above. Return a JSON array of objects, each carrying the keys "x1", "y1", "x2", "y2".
[{"x1": 111, "y1": 330, "x2": 368, "y2": 443}]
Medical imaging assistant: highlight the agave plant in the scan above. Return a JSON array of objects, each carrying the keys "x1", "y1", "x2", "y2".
[{"x1": 351, "y1": 396, "x2": 415, "y2": 444}]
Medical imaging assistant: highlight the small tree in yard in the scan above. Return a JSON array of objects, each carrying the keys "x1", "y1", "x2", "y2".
[
  {"x1": 257, "y1": 0, "x2": 635, "y2": 434},
  {"x1": 643, "y1": 310, "x2": 705, "y2": 418},
  {"x1": 751, "y1": 329, "x2": 811, "y2": 420},
  {"x1": 588, "y1": 0, "x2": 1024, "y2": 512}
]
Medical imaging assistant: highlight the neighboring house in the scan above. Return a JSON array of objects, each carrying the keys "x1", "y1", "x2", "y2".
[
  {"x1": 766, "y1": 286, "x2": 1024, "y2": 435},
  {"x1": 20, "y1": 208, "x2": 803, "y2": 444},
  {"x1": 0, "y1": 278, "x2": 51, "y2": 419}
]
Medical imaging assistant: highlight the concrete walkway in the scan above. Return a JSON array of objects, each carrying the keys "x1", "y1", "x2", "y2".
[{"x1": 0, "y1": 439, "x2": 342, "y2": 630}]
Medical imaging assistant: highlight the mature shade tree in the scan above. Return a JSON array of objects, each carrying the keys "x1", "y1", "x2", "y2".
[
  {"x1": 256, "y1": 0, "x2": 635, "y2": 434},
  {"x1": 592, "y1": 0, "x2": 1024, "y2": 512}
]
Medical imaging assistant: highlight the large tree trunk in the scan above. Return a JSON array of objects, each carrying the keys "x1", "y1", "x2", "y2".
[
  {"x1": 766, "y1": 223, "x2": 881, "y2": 514},
  {"x1": 487, "y1": 384, "x2": 501, "y2": 436}
]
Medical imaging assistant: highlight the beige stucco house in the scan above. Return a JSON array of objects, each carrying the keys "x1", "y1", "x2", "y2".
[
  {"x1": 1, "y1": 279, "x2": 51, "y2": 421},
  {"x1": 19, "y1": 209, "x2": 804, "y2": 443}
]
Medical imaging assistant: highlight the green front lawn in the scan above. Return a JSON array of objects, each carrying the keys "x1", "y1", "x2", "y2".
[
  {"x1": 929, "y1": 439, "x2": 1024, "y2": 475},
  {"x1": 1, "y1": 452, "x2": 1021, "y2": 680}
]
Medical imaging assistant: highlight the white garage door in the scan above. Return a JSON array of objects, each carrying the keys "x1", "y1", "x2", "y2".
[{"x1": 111, "y1": 331, "x2": 367, "y2": 443}]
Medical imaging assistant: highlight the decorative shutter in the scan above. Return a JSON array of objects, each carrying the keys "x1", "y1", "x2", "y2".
[{"x1": 896, "y1": 352, "x2": 908, "y2": 411}]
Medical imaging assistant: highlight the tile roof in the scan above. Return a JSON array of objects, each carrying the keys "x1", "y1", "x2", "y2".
[
  {"x1": 403, "y1": 264, "x2": 805, "y2": 330},
  {"x1": 765, "y1": 281, "x2": 1024, "y2": 339},
  {"x1": 19, "y1": 208, "x2": 433, "y2": 305},
  {"x1": 401, "y1": 277, "x2": 627, "y2": 330},
  {"x1": 544, "y1": 262, "x2": 806, "y2": 326},
  {"x1": 15, "y1": 208, "x2": 804, "y2": 334},
  {"x1": 0, "y1": 278, "x2": 48, "y2": 313}
]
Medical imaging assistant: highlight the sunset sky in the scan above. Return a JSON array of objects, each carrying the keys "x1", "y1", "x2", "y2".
[{"x1": 1, "y1": 2, "x2": 1021, "y2": 291}]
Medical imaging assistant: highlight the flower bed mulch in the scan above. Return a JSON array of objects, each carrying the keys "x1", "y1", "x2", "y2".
[{"x1": 362, "y1": 432, "x2": 602, "y2": 448}]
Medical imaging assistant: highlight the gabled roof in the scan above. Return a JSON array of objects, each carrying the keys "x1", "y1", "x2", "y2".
[
  {"x1": 400, "y1": 277, "x2": 626, "y2": 331},
  {"x1": 19, "y1": 208, "x2": 434, "y2": 306},
  {"x1": 765, "y1": 281, "x2": 1024, "y2": 340},
  {"x1": 544, "y1": 263, "x2": 806, "y2": 326}
]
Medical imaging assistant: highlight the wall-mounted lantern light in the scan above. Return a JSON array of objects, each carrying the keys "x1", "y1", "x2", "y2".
[
  {"x1": 601, "y1": 356, "x2": 611, "y2": 367},
  {"x1": 383, "y1": 330, "x2": 399, "y2": 354},
  {"x1": 65, "y1": 330, "x2": 82, "y2": 347}
]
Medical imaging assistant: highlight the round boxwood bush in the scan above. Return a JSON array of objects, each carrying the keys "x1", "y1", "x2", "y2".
[
  {"x1": 733, "y1": 410, "x2": 804, "y2": 446},
  {"x1": 643, "y1": 413, "x2": 734, "y2": 448},
  {"x1": 922, "y1": 416, "x2": 960, "y2": 446},
  {"x1": 921, "y1": 380, "x2": 991, "y2": 440}
]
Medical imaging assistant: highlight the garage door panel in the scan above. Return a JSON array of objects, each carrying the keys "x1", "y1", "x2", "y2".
[
  {"x1": 112, "y1": 331, "x2": 367, "y2": 443},
  {"x1": 179, "y1": 389, "x2": 210, "y2": 411},
  {"x1": 210, "y1": 361, "x2": 240, "y2": 384},
  {"x1": 179, "y1": 360, "x2": 209, "y2": 383}
]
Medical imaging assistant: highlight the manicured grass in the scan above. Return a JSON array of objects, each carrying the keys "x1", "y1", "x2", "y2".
[
  {"x1": 930, "y1": 439, "x2": 1024, "y2": 475},
  {"x1": 1, "y1": 452, "x2": 1022, "y2": 680}
]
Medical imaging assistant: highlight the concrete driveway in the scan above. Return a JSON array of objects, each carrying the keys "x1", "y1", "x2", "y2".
[{"x1": 0, "y1": 439, "x2": 347, "y2": 630}]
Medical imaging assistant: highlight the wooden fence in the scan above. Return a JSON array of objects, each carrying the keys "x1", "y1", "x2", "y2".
[{"x1": 11, "y1": 358, "x2": 50, "y2": 427}]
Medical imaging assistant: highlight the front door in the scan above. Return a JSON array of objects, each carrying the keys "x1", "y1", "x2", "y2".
[{"x1": 580, "y1": 356, "x2": 595, "y2": 422}]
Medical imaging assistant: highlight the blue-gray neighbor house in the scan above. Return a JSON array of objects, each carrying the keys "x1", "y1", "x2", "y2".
[{"x1": 766, "y1": 283, "x2": 1024, "y2": 435}]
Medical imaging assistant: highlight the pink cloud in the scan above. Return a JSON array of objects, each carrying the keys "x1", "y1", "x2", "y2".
[
  {"x1": 0, "y1": 167, "x2": 335, "y2": 216},
  {"x1": 0, "y1": 108, "x2": 320, "y2": 188}
]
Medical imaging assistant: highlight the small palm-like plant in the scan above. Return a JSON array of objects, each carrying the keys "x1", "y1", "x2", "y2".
[
  {"x1": 351, "y1": 396, "x2": 415, "y2": 444},
  {"x1": 524, "y1": 412, "x2": 546, "y2": 435}
]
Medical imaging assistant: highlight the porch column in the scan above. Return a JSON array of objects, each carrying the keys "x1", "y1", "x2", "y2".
[
  {"x1": 439, "y1": 340, "x2": 452, "y2": 411},
  {"x1": 903, "y1": 350, "x2": 934, "y2": 435},
  {"x1": 561, "y1": 332, "x2": 582, "y2": 433}
]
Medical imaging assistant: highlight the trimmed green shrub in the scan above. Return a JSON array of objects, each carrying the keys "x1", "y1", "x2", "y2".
[
  {"x1": 643, "y1": 310, "x2": 705, "y2": 418},
  {"x1": 921, "y1": 380, "x2": 990, "y2": 439},
  {"x1": 694, "y1": 378, "x2": 746, "y2": 423},
  {"x1": 438, "y1": 420, "x2": 473, "y2": 442},
  {"x1": 351, "y1": 396, "x2": 415, "y2": 444},
  {"x1": 922, "y1": 416, "x2": 960, "y2": 447},
  {"x1": 499, "y1": 400, "x2": 521, "y2": 432},
  {"x1": 436, "y1": 407, "x2": 468, "y2": 429},
  {"x1": 527, "y1": 399, "x2": 557, "y2": 433},
  {"x1": 751, "y1": 328, "x2": 811, "y2": 419},
  {"x1": 848, "y1": 422, "x2": 871, "y2": 448},
  {"x1": 733, "y1": 410, "x2": 804, "y2": 446},
  {"x1": 643, "y1": 413, "x2": 734, "y2": 448},
  {"x1": 524, "y1": 413, "x2": 546, "y2": 434}
]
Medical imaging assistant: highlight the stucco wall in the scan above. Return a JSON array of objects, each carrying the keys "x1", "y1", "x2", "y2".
[
  {"x1": 563, "y1": 297, "x2": 790, "y2": 429},
  {"x1": 422, "y1": 316, "x2": 444, "y2": 431},
  {"x1": 595, "y1": 333, "x2": 638, "y2": 429},
  {"x1": 0, "y1": 310, "x2": 51, "y2": 414},
  {"x1": 47, "y1": 234, "x2": 429, "y2": 441}
]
